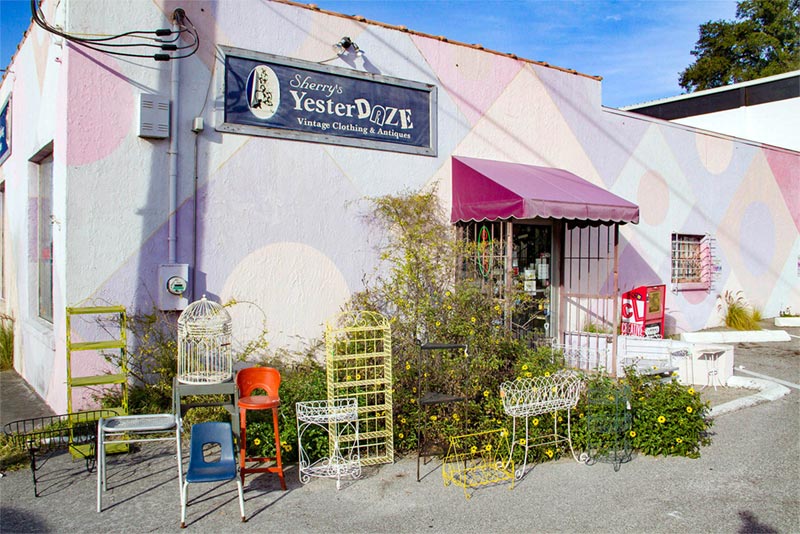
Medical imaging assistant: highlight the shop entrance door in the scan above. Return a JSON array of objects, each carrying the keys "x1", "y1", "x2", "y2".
[{"x1": 511, "y1": 223, "x2": 554, "y2": 345}]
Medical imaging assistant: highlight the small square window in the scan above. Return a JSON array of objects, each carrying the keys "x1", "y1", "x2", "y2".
[{"x1": 671, "y1": 233, "x2": 713, "y2": 291}]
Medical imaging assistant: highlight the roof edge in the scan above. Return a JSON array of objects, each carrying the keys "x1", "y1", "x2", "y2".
[{"x1": 272, "y1": 0, "x2": 602, "y2": 82}]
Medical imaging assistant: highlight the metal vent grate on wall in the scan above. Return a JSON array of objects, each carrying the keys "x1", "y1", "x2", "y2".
[{"x1": 139, "y1": 94, "x2": 170, "y2": 139}]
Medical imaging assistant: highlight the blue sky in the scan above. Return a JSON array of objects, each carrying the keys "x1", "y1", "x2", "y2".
[{"x1": 1, "y1": 0, "x2": 739, "y2": 107}]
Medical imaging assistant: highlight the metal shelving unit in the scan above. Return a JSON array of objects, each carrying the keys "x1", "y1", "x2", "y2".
[{"x1": 65, "y1": 305, "x2": 129, "y2": 457}]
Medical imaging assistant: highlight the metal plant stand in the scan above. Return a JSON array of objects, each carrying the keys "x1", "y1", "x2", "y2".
[
  {"x1": 500, "y1": 370, "x2": 583, "y2": 479},
  {"x1": 584, "y1": 383, "x2": 632, "y2": 471},
  {"x1": 441, "y1": 428, "x2": 514, "y2": 499},
  {"x1": 296, "y1": 398, "x2": 361, "y2": 490}
]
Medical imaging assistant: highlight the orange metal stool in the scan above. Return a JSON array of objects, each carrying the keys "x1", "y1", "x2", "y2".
[{"x1": 236, "y1": 367, "x2": 286, "y2": 490}]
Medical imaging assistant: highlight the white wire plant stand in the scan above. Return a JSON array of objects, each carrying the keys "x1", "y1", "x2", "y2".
[
  {"x1": 296, "y1": 398, "x2": 361, "y2": 490},
  {"x1": 500, "y1": 370, "x2": 584, "y2": 479}
]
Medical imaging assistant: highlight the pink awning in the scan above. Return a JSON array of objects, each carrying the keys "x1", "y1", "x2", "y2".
[{"x1": 451, "y1": 156, "x2": 639, "y2": 225}]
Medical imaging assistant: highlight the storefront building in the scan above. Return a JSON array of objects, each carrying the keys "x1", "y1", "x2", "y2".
[{"x1": 1, "y1": 0, "x2": 798, "y2": 412}]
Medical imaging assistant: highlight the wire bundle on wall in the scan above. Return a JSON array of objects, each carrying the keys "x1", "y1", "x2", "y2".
[{"x1": 30, "y1": 1, "x2": 199, "y2": 61}]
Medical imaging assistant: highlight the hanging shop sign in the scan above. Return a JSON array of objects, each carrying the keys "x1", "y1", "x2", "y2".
[
  {"x1": 0, "y1": 96, "x2": 10, "y2": 166},
  {"x1": 219, "y1": 46, "x2": 437, "y2": 156}
]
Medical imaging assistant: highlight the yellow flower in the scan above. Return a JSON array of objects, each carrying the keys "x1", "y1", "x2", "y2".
[
  {"x1": 405, "y1": 362, "x2": 411, "y2": 370},
  {"x1": 608, "y1": 395, "x2": 615, "y2": 402},
  {"x1": 639, "y1": 397, "x2": 645, "y2": 402},
  {"x1": 675, "y1": 437, "x2": 683, "y2": 444},
  {"x1": 657, "y1": 416, "x2": 666, "y2": 424},
  {"x1": 346, "y1": 375, "x2": 352, "y2": 381},
  {"x1": 452, "y1": 413, "x2": 460, "y2": 421},
  {"x1": 579, "y1": 413, "x2": 584, "y2": 419},
  {"x1": 686, "y1": 406, "x2": 693, "y2": 414},
  {"x1": 483, "y1": 390, "x2": 490, "y2": 398},
  {"x1": 398, "y1": 433, "x2": 404, "y2": 439},
  {"x1": 470, "y1": 316, "x2": 477, "y2": 323},
  {"x1": 544, "y1": 372, "x2": 550, "y2": 377},
  {"x1": 521, "y1": 364, "x2": 528, "y2": 371},
  {"x1": 253, "y1": 438, "x2": 261, "y2": 446},
  {"x1": 533, "y1": 418, "x2": 539, "y2": 426},
  {"x1": 412, "y1": 387, "x2": 417, "y2": 393},
  {"x1": 445, "y1": 291, "x2": 451, "y2": 297},
  {"x1": 629, "y1": 430, "x2": 636, "y2": 438},
  {"x1": 430, "y1": 415, "x2": 438, "y2": 421},
  {"x1": 470, "y1": 446, "x2": 478, "y2": 454},
  {"x1": 688, "y1": 387, "x2": 695, "y2": 395},
  {"x1": 355, "y1": 373, "x2": 361, "y2": 380},
  {"x1": 519, "y1": 438, "x2": 527, "y2": 446},
  {"x1": 525, "y1": 372, "x2": 532, "y2": 378},
  {"x1": 545, "y1": 449, "x2": 554, "y2": 458},
  {"x1": 447, "y1": 305, "x2": 452, "y2": 310},
  {"x1": 558, "y1": 416, "x2": 563, "y2": 423},
  {"x1": 484, "y1": 444, "x2": 492, "y2": 452},
  {"x1": 410, "y1": 398, "x2": 416, "y2": 404},
  {"x1": 435, "y1": 321, "x2": 441, "y2": 327},
  {"x1": 400, "y1": 417, "x2": 406, "y2": 424},
  {"x1": 500, "y1": 429, "x2": 508, "y2": 437},
  {"x1": 494, "y1": 305, "x2": 501, "y2": 312}
]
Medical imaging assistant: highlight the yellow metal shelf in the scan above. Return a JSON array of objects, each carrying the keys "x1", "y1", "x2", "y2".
[
  {"x1": 65, "y1": 305, "x2": 126, "y2": 315},
  {"x1": 68, "y1": 339, "x2": 126, "y2": 352},
  {"x1": 70, "y1": 373, "x2": 127, "y2": 387}
]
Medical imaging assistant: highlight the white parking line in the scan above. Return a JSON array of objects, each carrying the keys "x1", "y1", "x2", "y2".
[{"x1": 736, "y1": 368, "x2": 800, "y2": 390}]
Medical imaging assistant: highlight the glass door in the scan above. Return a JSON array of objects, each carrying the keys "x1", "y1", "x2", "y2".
[{"x1": 511, "y1": 223, "x2": 553, "y2": 344}]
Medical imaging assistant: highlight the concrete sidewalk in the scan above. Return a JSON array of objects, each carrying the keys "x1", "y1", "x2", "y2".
[{"x1": 1, "y1": 370, "x2": 56, "y2": 428}]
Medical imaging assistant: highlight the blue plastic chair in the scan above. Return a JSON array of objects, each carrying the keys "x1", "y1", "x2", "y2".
[{"x1": 181, "y1": 422, "x2": 245, "y2": 528}]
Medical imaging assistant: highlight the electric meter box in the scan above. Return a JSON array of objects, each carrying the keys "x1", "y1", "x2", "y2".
[
  {"x1": 621, "y1": 284, "x2": 666, "y2": 338},
  {"x1": 158, "y1": 263, "x2": 190, "y2": 311}
]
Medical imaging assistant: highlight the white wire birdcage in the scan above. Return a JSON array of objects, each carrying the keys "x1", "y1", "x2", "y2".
[{"x1": 177, "y1": 296, "x2": 232, "y2": 384}]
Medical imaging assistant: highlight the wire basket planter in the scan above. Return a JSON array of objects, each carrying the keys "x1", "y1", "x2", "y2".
[
  {"x1": 583, "y1": 383, "x2": 632, "y2": 471},
  {"x1": 3, "y1": 409, "x2": 119, "y2": 496},
  {"x1": 500, "y1": 370, "x2": 584, "y2": 479},
  {"x1": 441, "y1": 428, "x2": 514, "y2": 500},
  {"x1": 177, "y1": 296, "x2": 232, "y2": 385},
  {"x1": 296, "y1": 398, "x2": 361, "y2": 490}
]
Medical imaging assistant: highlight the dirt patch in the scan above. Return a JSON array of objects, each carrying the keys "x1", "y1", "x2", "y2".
[{"x1": 697, "y1": 385, "x2": 753, "y2": 407}]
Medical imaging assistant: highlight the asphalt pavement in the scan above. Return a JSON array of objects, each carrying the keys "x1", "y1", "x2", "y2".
[{"x1": 1, "y1": 331, "x2": 797, "y2": 533}]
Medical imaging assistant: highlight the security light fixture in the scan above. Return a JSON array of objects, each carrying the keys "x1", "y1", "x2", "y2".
[{"x1": 334, "y1": 36, "x2": 362, "y2": 56}]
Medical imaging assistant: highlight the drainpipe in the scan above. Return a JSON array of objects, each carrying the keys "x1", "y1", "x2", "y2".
[{"x1": 167, "y1": 9, "x2": 184, "y2": 264}]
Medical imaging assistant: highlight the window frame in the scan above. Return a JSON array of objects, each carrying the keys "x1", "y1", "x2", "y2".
[{"x1": 670, "y1": 233, "x2": 712, "y2": 292}]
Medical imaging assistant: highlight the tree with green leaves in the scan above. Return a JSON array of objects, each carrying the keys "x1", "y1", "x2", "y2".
[{"x1": 679, "y1": 0, "x2": 800, "y2": 91}]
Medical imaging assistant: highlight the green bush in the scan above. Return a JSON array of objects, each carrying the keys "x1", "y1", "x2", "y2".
[{"x1": 0, "y1": 313, "x2": 14, "y2": 371}]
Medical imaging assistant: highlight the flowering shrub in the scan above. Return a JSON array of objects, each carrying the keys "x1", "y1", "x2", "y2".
[
  {"x1": 351, "y1": 190, "x2": 713, "y2": 462},
  {"x1": 624, "y1": 370, "x2": 712, "y2": 458}
]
